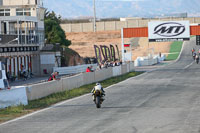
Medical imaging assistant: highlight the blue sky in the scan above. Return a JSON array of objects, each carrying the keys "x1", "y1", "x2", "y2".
[{"x1": 43, "y1": 0, "x2": 200, "y2": 19}]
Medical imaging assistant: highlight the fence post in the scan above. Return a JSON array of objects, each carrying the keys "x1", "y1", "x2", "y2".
[{"x1": 103, "y1": 21, "x2": 105, "y2": 31}]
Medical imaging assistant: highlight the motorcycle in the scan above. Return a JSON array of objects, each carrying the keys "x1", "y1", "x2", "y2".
[
  {"x1": 93, "y1": 90, "x2": 104, "y2": 108},
  {"x1": 195, "y1": 57, "x2": 199, "y2": 64},
  {"x1": 193, "y1": 53, "x2": 196, "y2": 60}
]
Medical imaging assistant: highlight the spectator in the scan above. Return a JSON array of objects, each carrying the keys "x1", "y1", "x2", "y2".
[
  {"x1": 48, "y1": 71, "x2": 59, "y2": 81},
  {"x1": 86, "y1": 67, "x2": 92, "y2": 72},
  {"x1": 86, "y1": 66, "x2": 93, "y2": 72},
  {"x1": 90, "y1": 66, "x2": 94, "y2": 72}
]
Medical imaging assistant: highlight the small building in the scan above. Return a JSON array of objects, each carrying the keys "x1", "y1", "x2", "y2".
[
  {"x1": 0, "y1": 0, "x2": 45, "y2": 78},
  {"x1": 120, "y1": 17, "x2": 142, "y2": 21}
]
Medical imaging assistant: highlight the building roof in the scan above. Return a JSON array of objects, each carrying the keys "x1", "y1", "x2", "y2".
[{"x1": 0, "y1": 16, "x2": 38, "y2": 22}]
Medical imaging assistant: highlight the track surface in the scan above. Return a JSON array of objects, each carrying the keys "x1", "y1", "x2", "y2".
[{"x1": 1, "y1": 37, "x2": 200, "y2": 133}]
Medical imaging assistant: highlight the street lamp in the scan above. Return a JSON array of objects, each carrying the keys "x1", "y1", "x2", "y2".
[{"x1": 93, "y1": 0, "x2": 96, "y2": 32}]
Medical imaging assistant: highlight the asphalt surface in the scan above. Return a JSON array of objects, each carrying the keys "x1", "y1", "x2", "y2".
[{"x1": 1, "y1": 37, "x2": 200, "y2": 133}]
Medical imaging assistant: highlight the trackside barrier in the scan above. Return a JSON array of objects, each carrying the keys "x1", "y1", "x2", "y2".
[
  {"x1": 53, "y1": 64, "x2": 98, "y2": 75},
  {"x1": 82, "y1": 72, "x2": 95, "y2": 85},
  {"x1": 26, "y1": 62, "x2": 134, "y2": 101},
  {"x1": 121, "y1": 64, "x2": 128, "y2": 74},
  {"x1": 0, "y1": 86, "x2": 28, "y2": 109},
  {"x1": 27, "y1": 80, "x2": 63, "y2": 101},
  {"x1": 94, "y1": 67, "x2": 113, "y2": 82},
  {"x1": 130, "y1": 62, "x2": 134, "y2": 71},
  {"x1": 112, "y1": 66, "x2": 121, "y2": 76},
  {"x1": 134, "y1": 55, "x2": 165, "y2": 67},
  {"x1": 62, "y1": 74, "x2": 84, "y2": 91}
]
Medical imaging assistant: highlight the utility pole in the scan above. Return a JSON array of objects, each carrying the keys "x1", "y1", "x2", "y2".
[{"x1": 93, "y1": 0, "x2": 96, "y2": 32}]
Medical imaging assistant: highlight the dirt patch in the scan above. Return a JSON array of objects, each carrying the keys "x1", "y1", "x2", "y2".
[{"x1": 66, "y1": 30, "x2": 171, "y2": 60}]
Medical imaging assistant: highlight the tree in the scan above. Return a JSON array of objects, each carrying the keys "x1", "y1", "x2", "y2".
[{"x1": 45, "y1": 11, "x2": 71, "y2": 47}]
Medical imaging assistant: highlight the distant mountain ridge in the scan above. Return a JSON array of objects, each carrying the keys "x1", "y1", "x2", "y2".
[{"x1": 43, "y1": 0, "x2": 200, "y2": 18}]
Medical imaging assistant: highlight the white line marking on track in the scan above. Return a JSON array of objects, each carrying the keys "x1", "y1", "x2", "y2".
[{"x1": 184, "y1": 62, "x2": 194, "y2": 69}]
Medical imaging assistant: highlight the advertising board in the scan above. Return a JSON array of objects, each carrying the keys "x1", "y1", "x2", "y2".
[{"x1": 148, "y1": 21, "x2": 190, "y2": 42}]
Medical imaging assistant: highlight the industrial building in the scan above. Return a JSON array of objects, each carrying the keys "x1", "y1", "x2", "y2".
[{"x1": 0, "y1": 0, "x2": 45, "y2": 78}]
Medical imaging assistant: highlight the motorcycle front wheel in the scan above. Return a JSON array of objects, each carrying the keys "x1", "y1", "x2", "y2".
[{"x1": 96, "y1": 96, "x2": 101, "y2": 108}]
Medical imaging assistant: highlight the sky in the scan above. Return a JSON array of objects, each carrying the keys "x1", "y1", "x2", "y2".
[{"x1": 43, "y1": 0, "x2": 200, "y2": 19}]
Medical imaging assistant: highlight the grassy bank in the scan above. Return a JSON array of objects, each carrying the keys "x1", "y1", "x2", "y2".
[
  {"x1": 166, "y1": 41, "x2": 183, "y2": 61},
  {"x1": 0, "y1": 71, "x2": 143, "y2": 123}
]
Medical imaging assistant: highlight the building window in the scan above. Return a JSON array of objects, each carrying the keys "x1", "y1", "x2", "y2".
[
  {"x1": 0, "y1": 9, "x2": 10, "y2": 16},
  {"x1": 5, "y1": 9, "x2": 10, "y2": 16},
  {"x1": 16, "y1": 8, "x2": 31, "y2": 16}
]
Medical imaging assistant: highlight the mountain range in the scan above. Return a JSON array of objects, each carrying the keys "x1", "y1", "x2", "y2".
[{"x1": 43, "y1": 0, "x2": 200, "y2": 19}]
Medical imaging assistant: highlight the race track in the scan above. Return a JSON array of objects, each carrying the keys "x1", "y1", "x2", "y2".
[{"x1": 1, "y1": 37, "x2": 200, "y2": 133}]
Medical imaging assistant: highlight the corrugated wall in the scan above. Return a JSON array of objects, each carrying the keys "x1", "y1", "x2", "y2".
[
  {"x1": 123, "y1": 27, "x2": 148, "y2": 38},
  {"x1": 123, "y1": 26, "x2": 200, "y2": 38},
  {"x1": 190, "y1": 26, "x2": 200, "y2": 35}
]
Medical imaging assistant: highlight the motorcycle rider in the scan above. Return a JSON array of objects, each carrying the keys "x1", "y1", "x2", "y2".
[
  {"x1": 192, "y1": 48, "x2": 195, "y2": 55},
  {"x1": 91, "y1": 83, "x2": 105, "y2": 101},
  {"x1": 193, "y1": 52, "x2": 196, "y2": 60},
  {"x1": 195, "y1": 54, "x2": 199, "y2": 64},
  {"x1": 198, "y1": 48, "x2": 200, "y2": 55}
]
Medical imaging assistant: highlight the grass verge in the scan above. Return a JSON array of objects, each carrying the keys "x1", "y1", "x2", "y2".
[
  {"x1": 165, "y1": 41, "x2": 183, "y2": 61},
  {"x1": 0, "y1": 71, "x2": 143, "y2": 123}
]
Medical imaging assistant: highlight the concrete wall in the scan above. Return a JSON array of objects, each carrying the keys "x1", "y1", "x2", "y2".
[
  {"x1": 105, "y1": 21, "x2": 116, "y2": 31},
  {"x1": 0, "y1": 86, "x2": 28, "y2": 109},
  {"x1": 27, "y1": 79, "x2": 63, "y2": 100},
  {"x1": 96, "y1": 22, "x2": 105, "y2": 31},
  {"x1": 112, "y1": 66, "x2": 122, "y2": 76},
  {"x1": 61, "y1": 17, "x2": 200, "y2": 33},
  {"x1": 82, "y1": 72, "x2": 95, "y2": 85},
  {"x1": 121, "y1": 64, "x2": 128, "y2": 74},
  {"x1": 94, "y1": 67, "x2": 113, "y2": 82},
  {"x1": 26, "y1": 62, "x2": 134, "y2": 100},
  {"x1": 62, "y1": 74, "x2": 84, "y2": 91},
  {"x1": 130, "y1": 62, "x2": 134, "y2": 71}
]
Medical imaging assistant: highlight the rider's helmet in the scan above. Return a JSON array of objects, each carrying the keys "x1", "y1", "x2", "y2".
[
  {"x1": 95, "y1": 83, "x2": 102, "y2": 91},
  {"x1": 96, "y1": 83, "x2": 100, "y2": 86}
]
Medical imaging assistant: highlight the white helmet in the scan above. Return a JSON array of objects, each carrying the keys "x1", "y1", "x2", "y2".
[
  {"x1": 96, "y1": 83, "x2": 101, "y2": 86},
  {"x1": 95, "y1": 84, "x2": 102, "y2": 91}
]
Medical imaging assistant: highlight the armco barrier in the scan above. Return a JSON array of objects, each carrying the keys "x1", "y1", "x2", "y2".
[
  {"x1": 62, "y1": 74, "x2": 84, "y2": 90},
  {"x1": 27, "y1": 80, "x2": 63, "y2": 100},
  {"x1": 0, "y1": 86, "x2": 28, "y2": 109}
]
